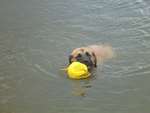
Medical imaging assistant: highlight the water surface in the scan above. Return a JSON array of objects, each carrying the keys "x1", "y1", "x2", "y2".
[{"x1": 0, "y1": 0, "x2": 150, "y2": 113}]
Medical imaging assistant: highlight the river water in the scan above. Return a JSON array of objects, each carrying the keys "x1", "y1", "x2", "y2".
[{"x1": 0, "y1": 0, "x2": 150, "y2": 113}]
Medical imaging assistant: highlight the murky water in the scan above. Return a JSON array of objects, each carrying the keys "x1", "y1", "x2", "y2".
[{"x1": 0, "y1": 0, "x2": 150, "y2": 113}]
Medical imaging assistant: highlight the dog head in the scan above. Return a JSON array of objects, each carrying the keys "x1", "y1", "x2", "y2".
[{"x1": 69, "y1": 47, "x2": 97, "y2": 71}]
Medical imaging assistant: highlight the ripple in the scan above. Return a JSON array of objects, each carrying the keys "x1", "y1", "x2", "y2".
[
  {"x1": 0, "y1": 76, "x2": 5, "y2": 81},
  {"x1": 34, "y1": 64, "x2": 58, "y2": 78},
  {"x1": 0, "y1": 95, "x2": 15, "y2": 104},
  {"x1": 122, "y1": 65, "x2": 150, "y2": 77},
  {"x1": 109, "y1": 88, "x2": 139, "y2": 94}
]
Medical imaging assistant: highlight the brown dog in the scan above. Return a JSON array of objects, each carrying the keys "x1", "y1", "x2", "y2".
[{"x1": 69, "y1": 44, "x2": 114, "y2": 71}]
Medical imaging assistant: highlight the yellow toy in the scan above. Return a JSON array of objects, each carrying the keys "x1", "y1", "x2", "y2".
[{"x1": 66, "y1": 62, "x2": 90, "y2": 79}]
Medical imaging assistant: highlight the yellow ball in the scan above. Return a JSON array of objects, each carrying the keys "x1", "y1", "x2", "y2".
[{"x1": 67, "y1": 62, "x2": 90, "y2": 79}]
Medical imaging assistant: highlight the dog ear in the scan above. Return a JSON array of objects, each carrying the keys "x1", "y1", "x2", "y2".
[
  {"x1": 69, "y1": 55, "x2": 73, "y2": 64},
  {"x1": 92, "y1": 52, "x2": 97, "y2": 67}
]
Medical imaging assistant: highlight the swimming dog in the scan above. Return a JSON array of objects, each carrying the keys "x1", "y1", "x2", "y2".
[{"x1": 69, "y1": 44, "x2": 114, "y2": 71}]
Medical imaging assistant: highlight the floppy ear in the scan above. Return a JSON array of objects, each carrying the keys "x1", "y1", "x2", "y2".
[
  {"x1": 69, "y1": 55, "x2": 73, "y2": 64},
  {"x1": 92, "y1": 52, "x2": 97, "y2": 67}
]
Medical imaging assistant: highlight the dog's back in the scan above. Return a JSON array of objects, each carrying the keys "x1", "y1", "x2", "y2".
[{"x1": 88, "y1": 44, "x2": 114, "y2": 63}]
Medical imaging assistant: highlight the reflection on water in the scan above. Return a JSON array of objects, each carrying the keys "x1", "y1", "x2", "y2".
[
  {"x1": 0, "y1": 0, "x2": 150, "y2": 113},
  {"x1": 71, "y1": 81, "x2": 89, "y2": 97}
]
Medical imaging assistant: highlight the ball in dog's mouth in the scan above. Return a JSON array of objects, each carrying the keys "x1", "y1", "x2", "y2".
[{"x1": 67, "y1": 61, "x2": 90, "y2": 79}]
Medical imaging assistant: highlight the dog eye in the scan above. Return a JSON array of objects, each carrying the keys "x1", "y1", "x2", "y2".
[
  {"x1": 77, "y1": 53, "x2": 82, "y2": 57},
  {"x1": 85, "y1": 52, "x2": 90, "y2": 56}
]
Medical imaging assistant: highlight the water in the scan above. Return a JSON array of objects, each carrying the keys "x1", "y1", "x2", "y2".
[{"x1": 0, "y1": 0, "x2": 150, "y2": 113}]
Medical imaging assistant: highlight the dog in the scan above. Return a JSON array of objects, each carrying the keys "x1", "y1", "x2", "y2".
[{"x1": 69, "y1": 44, "x2": 114, "y2": 71}]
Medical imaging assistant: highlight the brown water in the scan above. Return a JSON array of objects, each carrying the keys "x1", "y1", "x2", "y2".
[{"x1": 0, "y1": 0, "x2": 150, "y2": 113}]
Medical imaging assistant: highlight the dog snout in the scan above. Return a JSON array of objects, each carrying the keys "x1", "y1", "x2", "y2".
[{"x1": 75, "y1": 53, "x2": 92, "y2": 66}]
